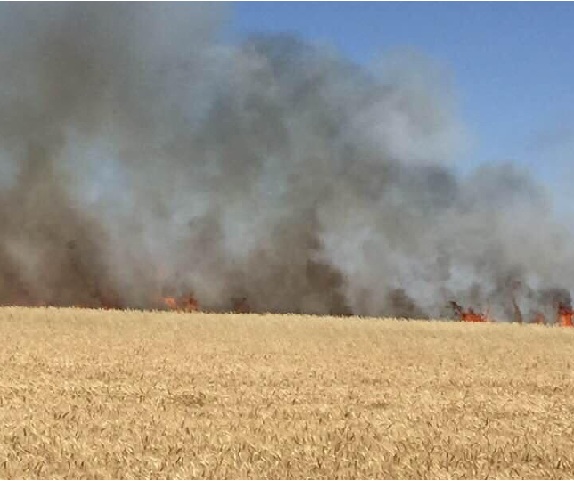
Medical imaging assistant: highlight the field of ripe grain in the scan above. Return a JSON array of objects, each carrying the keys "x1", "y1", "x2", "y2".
[{"x1": 1, "y1": 308, "x2": 574, "y2": 479}]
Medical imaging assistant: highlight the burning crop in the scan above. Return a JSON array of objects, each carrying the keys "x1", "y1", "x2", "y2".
[
  {"x1": 557, "y1": 304, "x2": 574, "y2": 328},
  {"x1": 448, "y1": 301, "x2": 489, "y2": 323},
  {"x1": 160, "y1": 295, "x2": 200, "y2": 313}
]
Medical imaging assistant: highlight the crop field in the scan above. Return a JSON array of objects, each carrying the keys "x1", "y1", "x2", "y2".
[{"x1": 1, "y1": 308, "x2": 574, "y2": 479}]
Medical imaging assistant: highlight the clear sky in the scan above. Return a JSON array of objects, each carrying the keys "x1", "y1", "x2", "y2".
[{"x1": 229, "y1": 2, "x2": 574, "y2": 204}]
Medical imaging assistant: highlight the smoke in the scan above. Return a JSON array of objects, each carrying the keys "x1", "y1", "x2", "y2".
[{"x1": 0, "y1": 3, "x2": 571, "y2": 319}]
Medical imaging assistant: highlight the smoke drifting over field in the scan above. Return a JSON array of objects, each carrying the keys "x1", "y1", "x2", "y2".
[{"x1": 0, "y1": 3, "x2": 572, "y2": 320}]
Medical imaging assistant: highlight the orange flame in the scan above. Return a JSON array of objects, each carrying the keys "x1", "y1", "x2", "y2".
[
  {"x1": 461, "y1": 310, "x2": 489, "y2": 323},
  {"x1": 162, "y1": 296, "x2": 178, "y2": 309},
  {"x1": 449, "y1": 301, "x2": 489, "y2": 322},
  {"x1": 558, "y1": 305, "x2": 574, "y2": 327},
  {"x1": 160, "y1": 294, "x2": 199, "y2": 312}
]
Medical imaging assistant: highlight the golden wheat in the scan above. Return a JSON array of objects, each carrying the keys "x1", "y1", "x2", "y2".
[{"x1": 0, "y1": 307, "x2": 573, "y2": 479}]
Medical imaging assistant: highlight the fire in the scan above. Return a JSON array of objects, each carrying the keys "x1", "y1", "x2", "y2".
[
  {"x1": 449, "y1": 301, "x2": 489, "y2": 323},
  {"x1": 160, "y1": 295, "x2": 250, "y2": 314},
  {"x1": 162, "y1": 297, "x2": 178, "y2": 309},
  {"x1": 160, "y1": 294, "x2": 199, "y2": 312},
  {"x1": 557, "y1": 304, "x2": 574, "y2": 328},
  {"x1": 449, "y1": 298, "x2": 574, "y2": 327}
]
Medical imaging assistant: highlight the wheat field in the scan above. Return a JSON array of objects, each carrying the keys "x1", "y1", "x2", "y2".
[{"x1": 1, "y1": 308, "x2": 574, "y2": 479}]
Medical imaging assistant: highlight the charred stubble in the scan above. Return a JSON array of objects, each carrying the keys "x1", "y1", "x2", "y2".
[{"x1": 0, "y1": 307, "x2": 573, "y2": 479}]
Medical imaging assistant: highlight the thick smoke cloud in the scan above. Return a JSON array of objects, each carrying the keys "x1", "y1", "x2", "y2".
[{"x1": 0, "y1": 3, "x2": 571, "y2": 320}]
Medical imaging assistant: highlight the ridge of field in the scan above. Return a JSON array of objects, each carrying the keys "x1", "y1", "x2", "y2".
[{"x1": 1, "y1": 308, "x2": 573, "y2": 479}]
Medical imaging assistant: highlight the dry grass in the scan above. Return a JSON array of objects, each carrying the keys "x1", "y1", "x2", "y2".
[{"x1": 1, "y1": 308, "x2": 574, "y2": 479}]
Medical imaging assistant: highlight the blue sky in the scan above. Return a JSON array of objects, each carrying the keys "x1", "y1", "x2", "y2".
[{"x1": 229, "y1": 2, "x2": 574, "y2": 202}]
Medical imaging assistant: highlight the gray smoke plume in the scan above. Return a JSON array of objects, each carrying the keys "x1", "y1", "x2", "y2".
[{"x1": 0, "y1": 3, "x2": 572, "y2": 320}]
